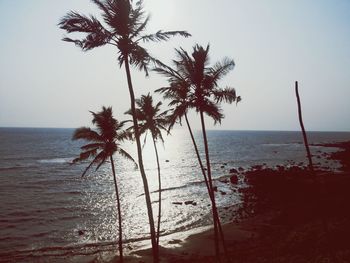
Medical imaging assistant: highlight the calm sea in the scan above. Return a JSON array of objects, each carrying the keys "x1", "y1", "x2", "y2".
[{"x1": 1, "y1": 128, "x2": 350, "y2": 262}]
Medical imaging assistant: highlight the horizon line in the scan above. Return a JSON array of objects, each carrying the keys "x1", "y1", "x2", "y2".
[{"x1": 1, "y1": 126, "x2": 350, "y2": 133}]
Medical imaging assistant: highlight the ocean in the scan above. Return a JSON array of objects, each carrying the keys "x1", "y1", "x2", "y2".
[{"x1": 1, "y1": 128, "x2": 350, "y2": 262}]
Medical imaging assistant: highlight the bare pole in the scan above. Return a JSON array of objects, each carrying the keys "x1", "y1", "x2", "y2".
[{"x1": 295, "y1": 81, "x2": 314, "y2": 172}]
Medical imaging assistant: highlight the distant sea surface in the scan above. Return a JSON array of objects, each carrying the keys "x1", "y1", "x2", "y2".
[{"x1": 1, "y1": 128, "x2": 350, "y2": 262}]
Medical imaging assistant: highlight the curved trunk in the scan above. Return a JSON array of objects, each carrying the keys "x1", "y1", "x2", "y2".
[
  {"x1": 199, "y1": 110, "x2": 220, "y2": 261},
  {"x1": 185, "y1": 114, "x2": 230, "y2": 262},
  {"x1": 110, "y1": 155, "x2": 123, "y2": 263},
  {"x1": 152, "y1": 136, "x2": 162, "y2": 247},
  {"x1": 124, "y1": 58, "x2": 158, "y2": 263},
  {"x1": 295, "y1": 81, "x2": 314, "y2": 172}
]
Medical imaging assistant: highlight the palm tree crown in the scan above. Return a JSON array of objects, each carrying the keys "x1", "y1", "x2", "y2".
[
  {"x1": 155, "y1": 44, "x2": 241, "y2": 125},
  {"x1": 126, "y1": 93, "x2": 169, "y2": 143},
  {"x1": 59, "y1": 0, "x2": 190, "y2": 74},
  {"x1": 72, "y1": 106, "x2": 135, "y2": 176}
]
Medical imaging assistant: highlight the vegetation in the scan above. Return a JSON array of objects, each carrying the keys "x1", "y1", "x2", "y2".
[
  {"x1": 59, "y1": 1, "x2": 190, "y2": 261},
  {"x1": 125, "y1": 93, "x2": 170, "y2": 248},
  {"x1": 72, "y1": 106, "x2": 136, "y2": 263},
  {"x1": 155, "y1": 44, "x2": 241, "y2": 261}
]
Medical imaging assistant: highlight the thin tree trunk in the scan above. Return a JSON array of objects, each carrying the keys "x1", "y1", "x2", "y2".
[
  {"x1": 295, "y1": 81, "x2": 314, "y2": 172},
  {"x1": 199, "y1": 111, "x2": 220, "y2": 261},
  {"x1": 110, "y1": 155, "x2": 123, "y2": 263},
  {"x1": 185, "y1": 114, "x2": 230, "y2": 262},
  {"x1": 295, "y1": 81, "x2": 338, "y2": 262},
  {"x1": 124, "y1": 58, "x2": 158, "y2": 263},
  {"x1": 152, "y1": 136, "x2": 162, "y2": 247}
]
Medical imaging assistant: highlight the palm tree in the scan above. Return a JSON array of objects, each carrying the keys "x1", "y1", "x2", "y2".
[
  {"x1": 154, "y1": 44, "x2": 241, "y2": 261},
  {"x1": 59, "y1": 1, "x2": 190, "y2": 261},
  {"x1": 125, "y1": 93, "x2": 169, "y2": 248},
  {"x1": 72, "y1": 106, "x2": 136, "y2": 263}
]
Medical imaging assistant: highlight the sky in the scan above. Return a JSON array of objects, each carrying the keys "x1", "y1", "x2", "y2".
[{"x1": 0, "y1": 0, "x2": 349, "y2": 131}]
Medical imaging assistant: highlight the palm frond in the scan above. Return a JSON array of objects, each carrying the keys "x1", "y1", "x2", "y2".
[
  {"x1": 212, "y1": 87, "x2": 237, "y2": 103},
  {"x1": 199, "y1": 101, "x2": 224, "y2": 125},
  {"x1": 138, "y1": 30, "x2": 191, "y2": 43},
  {"x1": 82, "y1": 150, "x2": 107, "y2": 177},
  {"x1": 209, "y1": 57, "x2": 235, "y2": 85},
  {"x1": 80, "y1": 143, "x2": 104, "y2": 150},
  {"x1": 72, "y1": 148, "x2": 98, "y2": 163},
  {"x1": 129, "y1": 43, "x2": 151, "y2": 75},
  {"x1": 59, "y1": 11, "x2": 111, "y2": 50},
  {"x1": 72, "y1": 127, "x2": 102, "y2": 142},
  {"x1": 118, "y1": 148, "x2": 138, "y2": 169}
]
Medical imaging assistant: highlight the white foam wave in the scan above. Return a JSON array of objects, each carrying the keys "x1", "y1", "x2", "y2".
[{"x1": 38, "y1": 158, "x2": 73, "y2": 164}]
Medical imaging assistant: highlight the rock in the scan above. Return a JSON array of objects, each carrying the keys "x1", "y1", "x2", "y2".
[
  {"x1": 252, "y1": 165, "x2": 263, "y2": 170},
  {"x1": 78, "y1": 230, "x2": 85, "y2": 236},
  {"x1": 223, "y1": 163, "x2": 228, "y2": 165},
  {"x1": 229, "y1": 168, "x2": 238, "y2": 173},
  {"x1": 172, "y1": 202, "x2": 182, "y2": 205},
  {"x1": 165, "y1": 160, "x2": 169, "y2": 162},
  {"x1": 230, "y1": 175, "x2": 238, "y2": 184},
  {"x1": 238, "y1": 167, "x2": 244, "y2": 172},
  {"x1": 220, "y1": 191, "x2": 227, "y2": 195},
  {"x1": 213, "y1": 186, "x2": 218, "y2": 192},
  {"x1": 276, "y1": 165, "x2": 285, "y2": 172},
  {"x1": 219, "y1": 178, "x2": 229, "y2": 183},
  {"x1": 221, "y1": 165, "x2": 225, "y2": 168}
]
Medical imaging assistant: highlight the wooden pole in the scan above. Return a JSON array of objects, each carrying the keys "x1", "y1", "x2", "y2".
[{"x1": 295, "y1": 81, "x2": 314, "y2": 172}]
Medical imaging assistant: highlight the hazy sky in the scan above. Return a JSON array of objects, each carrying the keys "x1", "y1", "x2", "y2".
[{"x1": 0, "y1": 0, "x2": 349, "y2": 131}]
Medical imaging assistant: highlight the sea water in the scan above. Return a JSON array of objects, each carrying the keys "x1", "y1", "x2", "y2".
[{"x1": 1, "y1": 128, "x2": 350, "y2": 262}]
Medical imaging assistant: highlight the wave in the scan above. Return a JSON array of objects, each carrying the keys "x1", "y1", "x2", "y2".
[
  {"x1": 261, "y1": 143, "x2": 302, "y2": 147},
  {"x1": 37, "y1": 158, "x2": 73, "y2": 164}
]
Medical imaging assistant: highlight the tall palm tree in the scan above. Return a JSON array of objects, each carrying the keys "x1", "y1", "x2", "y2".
[
  {"x1": 72, "y1": 106, "x2": 136, "y2": 263},
  {"x1": 125, "y1": 93, "x2": 169, "y2": 248},
  {"x1": 59, "y1": 1, "x2": 190, "y2": 261},
  {"x1": 154, "y1": 44, "x2": 241, "y2": 261}
]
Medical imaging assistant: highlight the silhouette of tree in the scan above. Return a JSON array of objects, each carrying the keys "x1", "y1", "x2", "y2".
[
  {"x1": 59, "y1": 1, "x2": 190, "y2": 261},
  {"x1": 154, "y1": 44, "x2": 240, "y2": 261},
  {"x1": 126, "y1": 93, "x2": 169, "y2": 249},
  {"x1": 72, "y1": 106, "x2": 136, "y2": 263}
]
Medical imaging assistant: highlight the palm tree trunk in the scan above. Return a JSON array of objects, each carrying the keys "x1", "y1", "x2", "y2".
[
  {"x1": 185, "y1": 113, "x2": 230, "y2": 262},
  {"x1": 152, "y1": 136, "x2": 162, "y2": 247},
  {"x1": 295, "y1": 81, "x2": 314, "y2": 172},
  {"x1": 199, "y1": 110, "x2": 220, "y2": 261},
  {"x1": 124, "y1": 57, "x2": 158, "y2": 263},
  {"x1": 185, "y1": 114, "x2": 209, "y2": 189},
  {"x1": 110, "y1": 155, "x2": 123, "y2": 263}
]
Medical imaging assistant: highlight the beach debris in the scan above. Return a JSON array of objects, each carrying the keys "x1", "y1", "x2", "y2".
[
  {"x1": 238, "y1": 167, "x2": 244, "y2": 172},
  {"x1": 184, "y1": 200, "x2": 197, "y2": 206},
  {"x1": 172, "y1": 202, "x2": 182, "y2": 205},
  {"x1": 168, "y1": 239, "x2": 182, "y2": 244},
  {"x1": 213, "y1": 186, "x2": 218, "y2": 192},
  {"x1": 220, "y1": 191, "x2": 227, "y2": 195},
  {"x1": 221, "y1": 165, "x2": 225, "y2": 168},
  {"x1": 230, "y1": 175, "x2": 238, "y2": 184},
  {"x1": 78, "y1": 230, "x2": 85, "y2": 236}
]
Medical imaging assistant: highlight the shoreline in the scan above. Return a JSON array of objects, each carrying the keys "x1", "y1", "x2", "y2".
[
  {"x1": 2, "y1": 140, "x2": 350, "y2": 263},
  {"x1": 123, "y1": 141, "x2": 350, "y2": 262}
]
